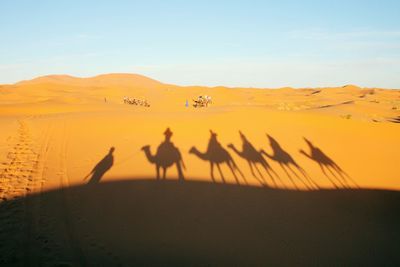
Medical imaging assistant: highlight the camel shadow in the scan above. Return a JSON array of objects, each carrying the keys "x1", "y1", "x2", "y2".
[
  {"x1": 141, "y1": 128, "x2": 185, "y2": 181},
  {"x1": 299, "y1": 137, "x2": 359, "y2": 188},
  {"x1": 227, "y1": 131, "x2": 282, "y2": 188},
  {"x1": 189, "y1": 130, "x2": 245, "y2": 184},
  {"x1": 84, "y1": 147, "x2": 115, "y2": 184},
  {"x1": 261, "y1": 134, "x2": 319, "y2": 190}
]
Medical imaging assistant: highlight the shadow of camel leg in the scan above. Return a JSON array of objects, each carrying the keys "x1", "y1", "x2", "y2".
[
  {"x1": 281, "y1": 163, "x2": 298, "y2": 190},
  {"x1": 333, "y1": 163, "x2": 348, "y2": 178},
  {"x1": 306, "y1": 174, "x2": 320, "y2": 189},
  {"x1": 297, "y1": 165, "x2": 319, "y2": 189},
  {"x1": 254, "y1": 164, "x2": 264, "y2": 179},
  {"x1": 265, "y1": 163, "x2": 284, "y2": 188},
  {"x1": 327, "y1": 166, "x2": 346, "y2": 188},
  {"x1": 342, "y1": 174, "x2": 359, "y2": 189},
  {"x1": 254, "y1": 163, "x2": 267, "y2": 185},
  {"x1": 176, "y1": 163, "x2": 184, "y2": 181},
  {"x1": 234, "y1": 162, "x2": 245, "y2": 179},
  {"x1": 241, "y1": 174, "x2": 248, "y2": 185},
  {"x1": 156, "y1": 165, "x2": 160, "y2": 180},
  {"x1": 333, "y1": 164, "x2": 359, "y2": 188},
  {"x1": 236, "y1": 161, "x2": 248, "y2": 185},
  {"x1": 264, "y1": 168, "x2": 276, "y2": 187},
  {"x1": 254, "y1": 175, "x2": 266, "y2": 187},
  {"x1": 332, "y1": 166, "x2": 350, "y2": 188},
  {"x1": 227, "y1": 161, "x2": 240, "y2": 185},
  {"x1": 320, "y1": 164, "x2": 339, "y2": 188},
  {"x1": 210, "y1": 162, "x2": 216, "y2": 183},
  {"x1": 216, "y1": 164, "x2": 225, "y2": 183},
  {"x1": 249, "y1": 162, "x2": 257, "y2": 178},
  {"x1": 287, "y1": 165, "x2": 311, "y2": 190}
]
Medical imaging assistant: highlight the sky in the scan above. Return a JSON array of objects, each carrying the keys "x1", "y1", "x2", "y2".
[{"x1": 1, "y1": 0, "x2": 400, "y2": 88}]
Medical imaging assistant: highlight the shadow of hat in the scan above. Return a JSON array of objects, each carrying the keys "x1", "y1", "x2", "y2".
[{"x1": 164, "y1": 128, "x2": 173, "y2": 138}]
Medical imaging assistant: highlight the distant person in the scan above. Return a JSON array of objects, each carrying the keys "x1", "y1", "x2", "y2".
[{"x1": 185, "y1": 99, "x2": 189, "y2": 107}]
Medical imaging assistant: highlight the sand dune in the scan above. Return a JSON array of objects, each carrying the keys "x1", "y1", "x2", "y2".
[{"x1": 0, "y1": 73, "x2": 399, "y2": 265}]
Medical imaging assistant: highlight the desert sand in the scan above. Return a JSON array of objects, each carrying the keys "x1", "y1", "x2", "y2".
[{"x1": 0, "y1": 73, "x2": 399, "y2": 266}]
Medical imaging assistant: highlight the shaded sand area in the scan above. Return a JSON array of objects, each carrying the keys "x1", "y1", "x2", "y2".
[{"x1": 0, "y1": 74, "x2": 399, "y2": 265}]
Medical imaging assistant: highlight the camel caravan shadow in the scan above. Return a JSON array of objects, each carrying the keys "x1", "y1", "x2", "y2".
[
  {"x1": 227, "y1": 131, "x2": 281, "y2": 187},
  {"x1": 260, "y1": 135, "x2": 319, "y2": 190},
  {"x1": 189, "y1": 130, "x2": 246, "y2": 184},
  {"x1": 141, "y1": 128, "x2": 185, "y2": 181},
  {"x1": 139, "y1": 129, "x2": 356, "y2": 190}
]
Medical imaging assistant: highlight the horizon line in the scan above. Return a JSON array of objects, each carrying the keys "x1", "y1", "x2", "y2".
[{"x1": 2, "y1": 72, "x2": 399, "y2": 90}]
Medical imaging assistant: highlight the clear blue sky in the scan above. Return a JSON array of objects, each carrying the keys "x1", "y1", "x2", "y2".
[{"x1": 1, "y1": 0, "x2": 399, "y2": 87}]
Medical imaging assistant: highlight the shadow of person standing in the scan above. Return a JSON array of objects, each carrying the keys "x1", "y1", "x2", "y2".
[{"x1": 84, "y1": 147, "x2": 115, "y2": 185}]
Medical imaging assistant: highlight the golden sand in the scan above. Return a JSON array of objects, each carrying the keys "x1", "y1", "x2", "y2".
[
  {"x1": 1, "y1": 74, "x2": 400, "y2": 265},
  {"x1": 1, "y1": 74, "x2": 399, "y2": 194}
]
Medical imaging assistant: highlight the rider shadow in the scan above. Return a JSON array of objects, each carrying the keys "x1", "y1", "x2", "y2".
[
  {"x1": 227, "y1": 131, "x2": 282, "y2": 188},
  {"x1": 299, "y1": 137, "x2": 359, "y2": 188},
  {"x1": 141, "y1": 128, "x2": 185, "y2": 181},
  {"x1": 261, "y1": 135, "x2": 319, "y2": 190},
  {"x1": 189, "y1": 130, "x2": 245, "y2": 184},
  {"x1": 84, "y1": 147, "x2": 115, "y2": 184}
]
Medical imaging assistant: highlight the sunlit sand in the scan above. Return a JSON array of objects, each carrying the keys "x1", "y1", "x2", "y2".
[{"x1": 0, "y1": 74, "x2": 399, "y2": 265}]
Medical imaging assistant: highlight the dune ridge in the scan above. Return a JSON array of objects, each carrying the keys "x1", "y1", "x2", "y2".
[
  {"x1": 16, "y1": 73, "x2": 165, "y2": 87},
  {"x1": 7, "y1": 73, "x2": 398, "y2": 90}
]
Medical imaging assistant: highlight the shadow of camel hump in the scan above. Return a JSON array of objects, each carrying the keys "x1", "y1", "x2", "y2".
[
  {"x1": 261, "y1": 134, "x2": 319, "y2": 190},
  {"x1": 84, "y1": 147, "x2": 115, "y2": 184},
  {"x1": 299, "y1": 137, "x2": 359, "y2": 188},
  {"x1": 189, "y1": 130, "x2": 245, "y2": 184},
  {"x1": 228, "y1": 131, "x2": 282, "y2": 187},
  {"x1": 141, "y1": 128, "x2": 185, "y2": 181}
]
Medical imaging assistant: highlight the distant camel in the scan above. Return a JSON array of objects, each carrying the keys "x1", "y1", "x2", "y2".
[
  {"x1": 227, "y1": 131, "x2": 281, "y2": 187},
  {"x1": 142, "y1": 128, "x2": 185, "y2": 181},
  {"x1": 261, "y1": 134, "x2": 318, "y2": 190},
  {"x1": 189, "y1": 130, "x2": 245, "y2": 184},
  {"x1": 299, "y1": 137, "x2": 358, "y2": 188}
]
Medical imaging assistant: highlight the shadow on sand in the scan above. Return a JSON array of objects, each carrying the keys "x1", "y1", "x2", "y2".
[
  {"x1": 141, "y1": 128, "x2": 185, "y2": 181},
  {"x1": 299, "y1": 137, "x2": 359, "y2": 188},
  {"x1": 261, "y1": 135, "x2": 319, "y2": 190},
  {"x1": 227, "y1": 131, "x2": 282, "y2": 187},
  {"x1": 83, "y1": 147, "x2": 115, "y2": 184},
  {"x1": 0, "y1": 179, "x2": 399, "y2": 266},
  {"x1": 189, "y1": 130, "x2": 245, "y2": 184}
]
